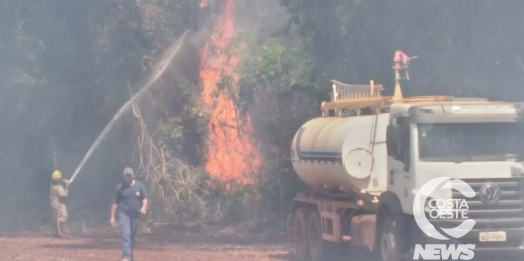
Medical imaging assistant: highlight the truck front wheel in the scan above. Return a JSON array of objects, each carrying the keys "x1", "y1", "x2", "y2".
[
  {"x1": 379, "y1": 214, "x2": 408, "y2": 261},
  {"x1": 292, "y1": 208, "x2": 309, "y2": 260}
]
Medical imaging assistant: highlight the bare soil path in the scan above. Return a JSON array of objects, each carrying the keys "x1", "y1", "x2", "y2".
[{"x1": 0, "y1": 225, "x2": 293, "y2": 261}]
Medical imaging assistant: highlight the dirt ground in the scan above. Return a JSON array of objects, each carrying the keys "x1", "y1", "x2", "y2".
[
  {"x1": 1, "y1": 227, "x2": 518, "y2": 261},
  {"x1": 0, "y1": 224, "x2": 293, "y2": 261}
]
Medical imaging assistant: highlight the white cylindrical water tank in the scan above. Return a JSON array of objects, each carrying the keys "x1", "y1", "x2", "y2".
[{"x1": 291, "y1": 113, "x2": 389, "y2": 194}]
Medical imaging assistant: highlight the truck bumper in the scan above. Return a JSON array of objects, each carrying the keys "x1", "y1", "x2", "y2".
[{"x1": 417, "y1": 226, "x2": 524, "y2": 257}]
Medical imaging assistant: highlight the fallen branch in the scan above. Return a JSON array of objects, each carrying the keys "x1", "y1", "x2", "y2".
[{"x1": 128, "y1": 97, "x2": 220, "y2": 222}]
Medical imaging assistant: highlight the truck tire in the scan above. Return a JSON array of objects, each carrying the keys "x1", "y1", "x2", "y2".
[
  {"x1": 307, "y1": 210, "x2": 326, "y2": 261},
  {"x1": 293, "y1": 208, "x2": 309, "y2": 261},
  {"x1": 378, "y1": 214, "x2": 407, "y2": 261}
]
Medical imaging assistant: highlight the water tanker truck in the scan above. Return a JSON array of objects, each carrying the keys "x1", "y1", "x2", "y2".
[{"x1": 290, "y1": 51, "x2": 524, "y2": 261}]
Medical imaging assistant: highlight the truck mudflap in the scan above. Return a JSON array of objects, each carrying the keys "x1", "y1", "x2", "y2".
[{"x1": 350, "y1": 215, "x2": 376, "y2": 252}]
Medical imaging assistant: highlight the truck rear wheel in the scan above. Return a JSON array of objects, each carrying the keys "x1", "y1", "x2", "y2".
[
  {"x1": 308, "y1": 210, "x2": 326, "y2": 261},
  {"x1": 292, "y1": 208, "x2": 309, "y2": 260}
]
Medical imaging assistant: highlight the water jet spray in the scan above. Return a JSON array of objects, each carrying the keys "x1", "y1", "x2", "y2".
[{"x1": 68, "y1": 29, "x2": 190, "y2": 185}]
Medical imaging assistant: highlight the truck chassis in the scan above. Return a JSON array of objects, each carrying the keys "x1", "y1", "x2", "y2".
[{"x1": 292, "y1": 193, "x2": 384, "y2": 261}]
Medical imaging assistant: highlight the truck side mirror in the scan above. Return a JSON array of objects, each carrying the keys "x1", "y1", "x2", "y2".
[{"x1": 386, "y1": 125, "x2": 398, "y2": 157}]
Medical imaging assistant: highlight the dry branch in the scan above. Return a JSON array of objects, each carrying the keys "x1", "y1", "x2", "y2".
[{"x1": 129, "y1": 99, "x2": 223, "y2": 223}]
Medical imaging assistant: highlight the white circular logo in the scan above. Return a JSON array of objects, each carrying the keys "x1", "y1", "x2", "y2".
[
  {"x1": 451, "y1": 106, "x2": 461, "y2": 114},
  {"x1": 413, "y1": 177, "x2": 477, "y2": 240}
]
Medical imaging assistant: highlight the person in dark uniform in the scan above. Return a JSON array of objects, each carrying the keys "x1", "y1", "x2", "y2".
[{"x1": 110, "y1": 167, "x2": 148, "y2": 261}]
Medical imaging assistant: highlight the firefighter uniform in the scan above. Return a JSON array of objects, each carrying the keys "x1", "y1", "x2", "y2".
[{"x1": 50, "y1": 170, "x2": 70, "y2": 236}]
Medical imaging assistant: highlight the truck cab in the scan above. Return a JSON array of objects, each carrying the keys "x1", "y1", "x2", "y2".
[{"x1": 383, "y1": 99, "x2": 524, "y2": 258}]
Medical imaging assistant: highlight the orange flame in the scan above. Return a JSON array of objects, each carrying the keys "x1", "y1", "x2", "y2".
[{"x1": 199, "y1": 0, "x2": 261, "y2": 187}]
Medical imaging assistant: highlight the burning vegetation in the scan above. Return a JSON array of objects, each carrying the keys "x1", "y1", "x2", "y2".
[{"x1": 199, "y1": 0, "x2": 262, "y2": 187}]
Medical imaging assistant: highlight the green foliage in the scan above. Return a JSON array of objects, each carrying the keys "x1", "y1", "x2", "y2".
[
  {"x1": 226, "y1": 37, "x2": 322, "y2": 219},
  {"x1": 279, "y1": 0, "x2": 524, "y2": 99},
  {"x1": 240, "y1": 40, "x2": 295, "y2": 90},
  {"x1": 236, "y1": 38, "x2": 321, "y2": 112}
]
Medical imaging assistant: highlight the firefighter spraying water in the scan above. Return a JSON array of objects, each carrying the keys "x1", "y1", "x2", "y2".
[
  {"x1": 50, "y1": 170, "x2": 71, "y2": 237},
  {"x1": 46, "y1": 30, "x2": 188, "y2": 242}
]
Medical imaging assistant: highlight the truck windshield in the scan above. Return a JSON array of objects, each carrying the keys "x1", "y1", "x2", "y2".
[{"x1": 418, "y1": 122, "x2": 524, "y2": 162}]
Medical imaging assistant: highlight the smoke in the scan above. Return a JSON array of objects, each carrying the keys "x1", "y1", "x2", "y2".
[{"x1": 234, "y1": 0, "x2": 289, "y2": 39}]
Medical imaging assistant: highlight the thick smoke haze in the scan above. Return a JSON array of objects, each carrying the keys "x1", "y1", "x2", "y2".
[{"x1": 1, "y1": 0, "x2": 524, "y2": 233}]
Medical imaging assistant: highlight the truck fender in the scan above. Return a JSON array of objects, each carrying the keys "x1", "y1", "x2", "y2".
[
  {"x1": 378, "y1": 191, "x2": 403, "y2": 215},
  {"x1": 374, "y1": 192, "x2": 410, "y2": 255}
]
